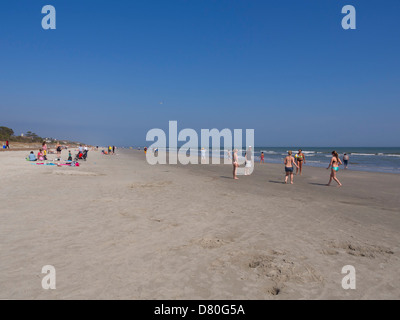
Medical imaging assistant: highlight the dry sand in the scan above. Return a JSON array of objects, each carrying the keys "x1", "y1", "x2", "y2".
[{"x1": 0, "y1": 149, "x2": 399, "y2": 299}]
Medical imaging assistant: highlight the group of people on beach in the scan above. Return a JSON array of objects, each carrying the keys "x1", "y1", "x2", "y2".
[
  {"x1": 102, "y1": 146, "x2": 116, "y2": 155},
  {"x1": 27, "y1": 142, "x2": 89, "y2": 162},
  {"x1": 283, "y1": 149, "x2": 345, "y2": 186},
  {"x1": 29, "y1": 141, "x2": 64, "y2": 161},
  {"x1": 2, "y1": 140, "x2": 10, "y2": 149},
  {"x1": 231, "y1": 148, "x2": 348, "y2": 187}
]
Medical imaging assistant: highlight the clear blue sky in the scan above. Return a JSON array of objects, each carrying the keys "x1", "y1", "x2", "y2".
[{"x1": 1, "y1": 0, "x2": 399, "y2": 147}]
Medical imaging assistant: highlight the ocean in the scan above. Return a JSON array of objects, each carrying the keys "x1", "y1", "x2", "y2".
[
  {"x1": 248, "y1": 147, "x2": 400, "y2": 174},
  {"x1": 148, "y1": 147, "x2": 400, "y2": 174}
]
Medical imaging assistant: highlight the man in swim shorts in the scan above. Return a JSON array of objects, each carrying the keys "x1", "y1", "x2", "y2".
[{"x1": 343, "y1": 153, "x2": 349, "y2": 169}]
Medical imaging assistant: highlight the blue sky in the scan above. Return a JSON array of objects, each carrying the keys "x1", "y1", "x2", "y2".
[{"x1": 1, "y1": 0, "x2": 399, "y2": 146}]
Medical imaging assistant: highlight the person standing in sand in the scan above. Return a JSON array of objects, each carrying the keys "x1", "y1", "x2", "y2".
[
  {"x1": 56, "y1": 142, "x2": 62, "y2": 156},
  {"x1": 260, "y1": 152, "x2": 265, "y2": 164},
  {"x1": 42, "y1": 142, "x2": 48, "y2": 160},
  {"x1": 201, "y1": 148, "x2": 206, "y2": 163},
  {"x1": 227, "y1": 149, "x2": 231, "y2": 161},
  {"x1": 327, "y1": 151, "x2": 343, "y2": 187},
  {"x1": 295, "y1": 149, "x2": 306, "y2": 175},
  {"x1": 343, "y1": 153, "x2": 349, "y2": 169},
  {"x1": 5, "y1": 140, "x2": 9, "y2": 149},
  {"x1": 232, "y1": 149, "x2": 239, "y2": 179},
  {"x1": 244, "y1": 146, "x2": 252, "y2": 175},
  {"x1": 284, "y1": 151, "x2": 298, "y2": 184}
]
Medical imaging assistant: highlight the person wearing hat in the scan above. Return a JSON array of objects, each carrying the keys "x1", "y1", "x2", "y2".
[{"x1": 201, "y1": 147, "x2": 206, "y2": 163}]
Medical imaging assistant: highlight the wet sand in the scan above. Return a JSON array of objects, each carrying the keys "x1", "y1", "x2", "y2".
[{"x1": 0, "y1": 149, "x2": 399, "y2": 299}]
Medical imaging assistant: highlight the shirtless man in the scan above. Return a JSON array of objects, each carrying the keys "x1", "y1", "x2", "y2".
[
  {"x1": 284, "y1": 151, "x2": 299, "y2": 184},
  {"x1": 343, "y1": 153, "x2": 349, "y2": 169}
]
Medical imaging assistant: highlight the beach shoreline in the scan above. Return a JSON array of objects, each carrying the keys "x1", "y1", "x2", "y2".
[{"x1": 0, "y1": 149, "x2": 399, "y2": 299}]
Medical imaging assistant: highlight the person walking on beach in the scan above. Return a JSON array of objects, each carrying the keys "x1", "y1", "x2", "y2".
[
  {"x1": 284, "y1": 151, "x2": 298, "y2": 184},
  {"x1": 232, "y1": 149, "x2": 239, "y2": 179},
  {"x1": 5, "y1": 140, "x2": 9, "y2": 149},
  {"x1": 343, "y1": 153, "x2": 349, "y2": 169},
  {"x1": 327, "y1": 151, "x2": 343, "y2": 187},
  {"x1": 112, "y1": 146, "x2": 116, "y2": 155},
  {"x1": 295, "y1": 149, "x2": 306, "y2": 175},
  {"x1": 260, "y1": 152, "x2": 265, "y2": 164}
]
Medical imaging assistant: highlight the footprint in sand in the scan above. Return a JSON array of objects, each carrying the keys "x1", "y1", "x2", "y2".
[
  {"x1": 323, "y1": 240, "x2": 394, "y2": 258},
  {"x1": 247, "y1": 252, "x2": 323, "y2": 296},
  {"x1": 196, "y1": 237, "x2": 231, "y2": 249}
]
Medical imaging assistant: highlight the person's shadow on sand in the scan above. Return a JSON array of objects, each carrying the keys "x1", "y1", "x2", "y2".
[
  {"x1": 269, "y1": 180, "x2": 285, "y2": 184},
  {"x1": 309, "y1": 182, "x2": 327, "y2": 186}
]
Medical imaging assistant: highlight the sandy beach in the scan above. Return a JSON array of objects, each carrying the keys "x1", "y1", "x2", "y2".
[{"x1": 0, "y1": 149, "x2": 399, "y2": 299}]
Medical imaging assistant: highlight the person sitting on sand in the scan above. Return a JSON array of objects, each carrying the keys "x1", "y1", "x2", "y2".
[
  {"x1": 284, "y1": 151, "x2": 298, "y2": 184},
  {"x1": 327, "y1": 151, "x2": 343, "y2": 187},
  {"x1": 28, "y1": 151, "x2": 37, "y2": 161},
  {"x1": 37, "y1": 149, "x2": 45, "y2": 161}
]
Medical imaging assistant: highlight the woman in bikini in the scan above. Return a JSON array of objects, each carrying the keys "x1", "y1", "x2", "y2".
[
  {"x1": 232, "y1": 149, "x2": 239, "y2": 180},
  {"x1": 295, "y1": 149, "x2": 306, "y2": 175},
  {"x1": 284, "y1": 151, "x2": 298, "y2": 184},
  {"x1": 327, "y1": 151, "x2": 343, "y2": 187}
]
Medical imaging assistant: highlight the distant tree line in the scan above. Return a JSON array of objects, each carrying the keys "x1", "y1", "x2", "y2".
[{"x1": 0, "y1": 126, "x2": 43, "y2": 142}]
